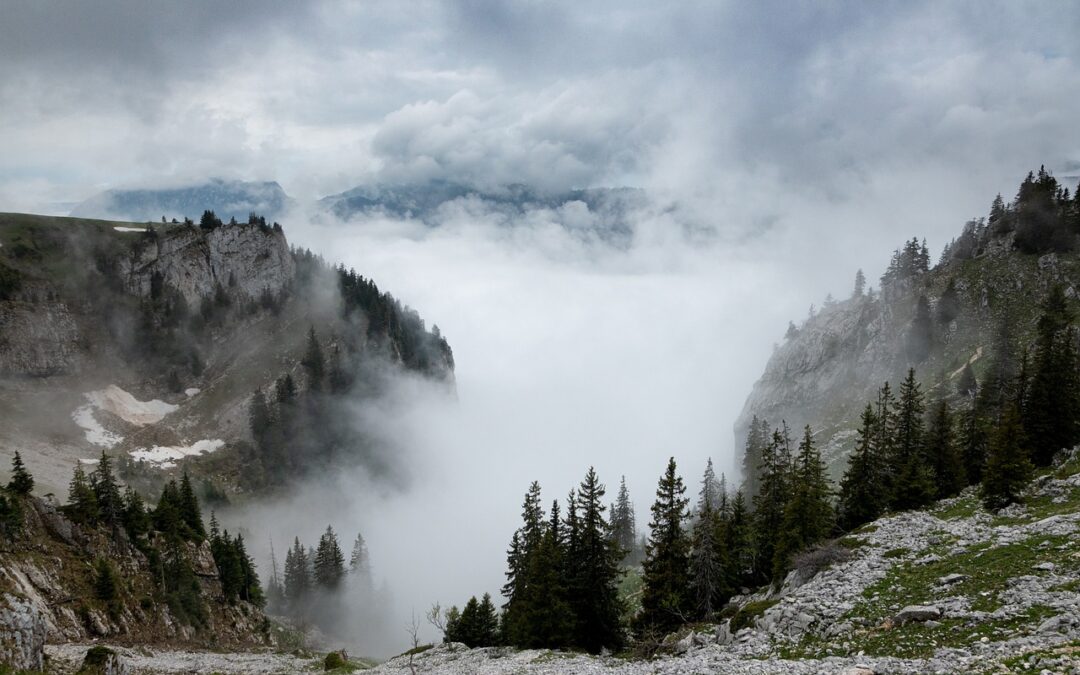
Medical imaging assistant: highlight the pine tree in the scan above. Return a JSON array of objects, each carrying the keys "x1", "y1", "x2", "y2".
[
  {"x1": 724, "y1": 491, "x2": 753, "y2": 589},
  {"x1": 91, "y1": 452, "x2": 123, "y2": 530},
  {"x1": 752, "y1": 423, "x2": 792, "y2": 582},
  {"x1": 740, "y1": 416, "x2": 770, "y2": 500},
  {"x1": 569, "y1": 467, "x2": 625, "y2": 652},
  {"x1": 178, "y1": 471, "x2": 206, "y2": 539},
  {"x1": 609, "y1": 476, "x2": 637, "y2": 563},
  {"x1": 67, "y1": 464, "x2": 99, "y2": 524},
  {"x1": 1024, "y1": 285, "x2": 1080, "y2": 465},
  {"x1": 906, "y1": 295, "x2": 934, "y2": 362},
  {"x1": 838, "y1": 405, "x2": 887, "y2": 530},
  {"x1": 773, "y1": 426, "x2": 833, "y2": 578},
  {"x1": 891, "y1": 369, "x2": 934, "y2": 510},
  {"x1": 520, "y1": 501, "x2": 573, "y2": 648},
  {"x1": 638, "y1": 458, "x2": 691, "y2": 635},
  {"x1": 854, "y1": 269, "x2": 866, "y2": 298},
  {"x1": 349, "y1": 532, "x2": 372, "y2": 588},
  {"x1": 284, "y1": 537, "x2": 311, "y2": 611},
  {"x1": 688, "y1": 499, "x2": 727, "y2": 620},
  {"x1": 314, "y1": 525, "x2": 346, "y2": 590},
  {"x1": 266, "y1": 539, "x2": 285, "y2": 612},
  {"x1": 502, "y1": 482, "x2": 545, "y2": 644},
  {"x1": 121, "y1": 486, "x2": 151, "y2": 540},
  {"x1": 7, "y1": 451, "x2": 33, "y2": 495},
  {"x1": 302, "y1": 326, "x2": 326, "y2": 390},
  {"x1": 872, "y1": 382, "x2": 897, "y2": 497},
  {"x1": 927, "y1": 399, "x2": 965, "y2": 498},
  {"x1": 981, "y1": 405, "x2": 1033, "y2": 510}
]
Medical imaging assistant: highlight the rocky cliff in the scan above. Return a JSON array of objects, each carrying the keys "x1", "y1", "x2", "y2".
[
  {"x1": 736, "y1": 233, "x2": 1080, "y2": 490},
  {"x1": 0, "y1": 493, "x2": 272, "y2": 671},
  {"x1": 119, "y1": 223, "x2": 295, "y2": 306}
]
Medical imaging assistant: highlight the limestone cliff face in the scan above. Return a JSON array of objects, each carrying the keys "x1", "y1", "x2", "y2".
[
  {"x1": 0, "y1": 300, "x2": 82, "y2": 376},
  {"x1": 120, "y1": 223, "x2": 295, "y2": 306},
  {"x1": 735, "y1": 243, "x2": 1080, "y2": 490}
]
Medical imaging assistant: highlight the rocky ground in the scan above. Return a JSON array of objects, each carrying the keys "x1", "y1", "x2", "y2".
[{"x1": 45, "y1": 643, "x2": 316, "y2": 674}]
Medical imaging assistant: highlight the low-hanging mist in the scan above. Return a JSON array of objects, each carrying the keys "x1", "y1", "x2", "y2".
[{"x1": 214, "y1": 182, "x2": 997, "y2": 655}]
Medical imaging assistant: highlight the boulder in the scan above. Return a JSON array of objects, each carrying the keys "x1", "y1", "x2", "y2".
[
  {"x1": 673, "y1": 632, "x2": 693, "y2": 654},
  {"x1": 838, "y1": 667, "x2": 876, "y2": 675},
  {"x1": 938, "y1": 573, "x2": 967, "y2": 585},
  {"x1": 895, "y1": 605, "x2": 941, "y2": 624},
  {"x1": 78, "y1": 646, "x2": 130, "y2": 675}
]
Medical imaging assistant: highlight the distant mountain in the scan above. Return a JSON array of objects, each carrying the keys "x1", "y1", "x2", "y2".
[
  {"x1": 70, "y1": 179, "x2": 291, "y2": 223},
  {"x1": 319, "y1": 179, "x2": 648, "y2": 243}
]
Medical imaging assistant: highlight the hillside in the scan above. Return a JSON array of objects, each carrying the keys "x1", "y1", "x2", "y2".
[
  {"x1": 373, "y1": 450, "x2": 1080, "y2": 674},
  {"x1": 737, "y1": 169, "x2": 1080, "y2": 491},
  {"x1": 0, "y1": 212, "x2": 453, "y2": 500}
]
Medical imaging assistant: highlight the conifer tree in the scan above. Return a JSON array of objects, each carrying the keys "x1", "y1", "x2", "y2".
[
  {"x1": 521, "y1": 501, "x2": 573, "y2": 648},
  {"x1": 314, "y1": 525, "x2": 346, "y2": 590},
  {"x1": 638, "y1": 458, "x2": 691, "y2": 635},
  {"x1": 752, "y1": 424, "x2": 792, "y2": 582},
  {"x1": 724, "y1": 491, "x2": 753, "y2": 589},
  {"x1": 569, "y1": 467, "x2": 624, "y2": 652},
  {"x1": 956, "y1": 363, "x2": 977, "y2": 399},
  {"x1": 349, "y1": 532, "x2": 372, "y2": 588},
  {"x1": 121, "y1": 486, "x2": 151, "y2": 540},
  {"x1": 7, "y1": 451, "x2": 33, "y2": 495},
  {"x1": 959, "y1": 407, "x2": 989, "y2": 486},
  {"x1": 872, "y1": 382, "x2": 897, "y2": 497},
  {"x1": 609, "y1": 476, "x2": 637, "y2": 564},
  {"x1": 890, "y1": 369, "x2": 934, "y2": 510},
  {"x1": 688, "y1": 499, "x2": 727, "y2": 620},
  {"x1": 502, "y1": 482, "x2": 545, "y2": 644},
  {"x1": 266, "y1": 539, "x2": 285, "y2": 612},
  {"x1": 981, "y1": 405, "x2": 1033, "y2": 510},
  {"x1": 773, "y1": 426, "x2": 833, "y2": 578},
  {"x1": 740, "y1": 416, "x2": 770, "y2": 500},
  {"x1": 284, "y1": 537, "x2": 311, "y2": 610},
  {"x1": 927, "y1": 399, "x2": 965, "y2": 498},
  {"x1": 302, "y1": 326, "x2": 326, "y2": 390},
  {"x1": 67, "y1": 463, "x2": 99, "y2": 525},
  {"x1": 853, "y1": 269, "x2": 866, "y2": 298},
  {"x1": 91, "y1": 452, "x2": 123, "y2": 531},
  {"x1": 838, "y1": 405, "x2": 887, "y2": 530},
  {"x1": 1024, "y1": 284, "x2": 1080, "y2": 465},
  {"x1": 178, "y1": 471, "x2": 206, "y2": 539}
]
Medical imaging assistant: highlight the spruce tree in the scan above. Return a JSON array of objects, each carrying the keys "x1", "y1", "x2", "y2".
[
  {"x1": 752, "y1": 424, "x2": 792, "y2": 582},
  {"x1": 1025, "y1": 284, "x2": 1080, "y2": 465},
  {"x1": 688, "y1": 499, "x2": 727, "y2": 620},
  {"x1": 773, "y1": 426, "x2": 833, "y2": 578},
  {"x1": 959, "y1": 407, "x2": 989, "y2": 486},
  {"x1": 302, "y1": 326, "x2": 326, "y2": 390},
  {"x1": 521, "y1": 501, "x2": 573, "y2": 648},
  {"x1": 67, "y1": 464, "x2": 99, "y2": 525},
  {"x1": 314, "y1": 525, "x2": 346, "y2": 590},
  {"x1": 609, "y1": 476, "x2": 637, "y2": 564},
  {"x1": 178, "y1": 471, "x2": 206, "y2": 539},
  {"x1": 121, "y1": 486, "x2": 151, "y2": 540},
  {"x1": 872, "y1": 382, "x2": 897, "y2": 498},
  {"x1": 838, "y1": 405, "x2": 887, "y2": 530},
  {"x1": 569, "y1": 467, "x2": 625, "y2": 652},
  {"x1": 638, "y1": 458, "x2": 691, "y2": 635},
  {"x1": 740, "y1": 416, "x2": 770, "y2": 500},
  {"x1": 927, "y1": 399, "x2": 965, "y2": 498},
  {"x1": 890, "y1": 369, "x2": 934, "y2": 510},
  {"x1": 7, "y1": 451, "x2": 33, "y2": 495},
  {"x1": 284, "y1": 537, "x2": 311, "y2": 612},
  {"x1": 724, "y1": 491, "x2": 753, "y2": 590},
  {"x1": 502, "y1": 482, "x2": 545, "y2": 644},
  {"x1": 91, "y1": 452, "x2": 123, "y2": 531},
  {"x1": 981, "y1": 405, "x2": 1033, "y2": 510},
  {"x1": 349, "y1": 532, "x2": 372, "y2": 588}
]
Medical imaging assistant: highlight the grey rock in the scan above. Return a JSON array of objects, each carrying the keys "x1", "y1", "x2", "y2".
[
  {"x1": 1033, "y1": 562, "x2": 1056, "y2": 572},
  {"x1": 895, "y1": 605, "x2": 942, "y2": 623},
  {"x1": 0, "y1": 593, "x2": 47, "y2": 671},
  {"x1": 938, "y1": 573, "x2": 967, "y2": 585}
]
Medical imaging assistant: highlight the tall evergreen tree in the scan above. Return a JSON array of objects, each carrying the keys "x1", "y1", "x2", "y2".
[
  {"x1": 178, "y1": 471, "x2": 206, "y2": 539},
  {"x1": 609, "y1": 476, "x2": 637, "y2": 564},
  {"x1": 284, "y1": 537, "x2": 311, "y2": 610},
  {"x1": 638, "y1": 458, "x2": 691, "y2": 634},
  {"x1": 890, "y1": 369, "x2": 934, "y2": 510},
  {"x1": 521, "y1": 501, "x2": 574, "y2": 648},
  {"x1": 314, "y1": 525, "x2": 346, "y2": 590},
  {"x1": 724, "y1": 491, "x2": 753, "y2": 589},
  {"x1": 838, "y1": 405, "x2": 887, "y2": 530},
  {"x1": 502, "y1": 482, "x2": 545, "y2": 644},
  {"x1": 67, "y1": 463, "x2": 98, "y2": 524},
  {"x1": 569, "y1": 467, "x2": 625, "y2": 653},
  {"x1": 349, "y1": 532, "x2": 372, "y2": 588},
  {"x1": 90, "y1": 452, "x2": 123, "y2": 531},
  {"x1": 740, "y1": 416, "x2": 770, "y2": 500},
  {"x1": 752, "y1": 423, "x2": 792, "y2": 582},
  {"x1": 121, "y1": 486, "x2": 151, "y2": 541},
  {"x1": 872, "y1": 382, "x2": 898, "y2": 497},
  {"x1": 773, "y1": 426, "x2": 833, "y2": 578},
  {"x1": 7, "y1": 451, "x2": 33, "y2": 495},
  {"x1": 927, "y1": 399, "x2": 965, "y2": 498},
  {"x1": 981, "y1": 405, "x2": 1033, "y2": 510},
  {"x1": 688, "y1": 499, "x2": 727, "y2": 621},
  {"x1": 302, "y1": 326, "x2": 326, "y2": 390},
  {"x1": 1024, "y1": 284, "x2": 1080, "y2": 465}
]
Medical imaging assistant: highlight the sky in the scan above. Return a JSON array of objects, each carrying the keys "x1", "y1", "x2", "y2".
[{"x1": 4, "y1": 0, "x2": 1080, "y2": 654}]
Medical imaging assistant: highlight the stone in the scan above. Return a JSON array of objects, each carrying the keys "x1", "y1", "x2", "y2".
[
  {"x1": 80, "y1": 646, "x2": 130, "y2": 675},
  {"x1": 895, "y1": 605, "x2": 942, "y2": 624},
  {"x1": 0, "y1": 593, "x2": 47, "y2": 671},
  {"x1": 838, "y1": 667, "x2": 876, "y2": 675},
  {"x1": 1033, "y1": 562, "x2": 1055, "y2": 572},
  {"x1": 938, "y1": 573, "x2": 967, "y2": 585},
  {"x1": 673, "y1": 632, "x2": 693, "y2": 654}
]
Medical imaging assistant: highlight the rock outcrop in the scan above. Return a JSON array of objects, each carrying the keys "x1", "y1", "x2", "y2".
[
  {"x1": 0, "y1": 300, "x2": 82, "y2": 376},
  {"x1": 0, "y1": 592, "x2": 47, "y2": 671},
  {"x1": 119, "y1": 223, "x2": 295, "y2": 306}
]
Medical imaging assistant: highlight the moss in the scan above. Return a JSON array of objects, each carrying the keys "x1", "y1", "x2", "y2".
[
  {"x1": 398, "y1": 644, "x2": 435, "y2": 658},
  {"x1": 882, "y1": 547, "x2": 909, "y2": 559},
  {"x1": 730, "y1": 599, "x2": 779, "y2": 633}
]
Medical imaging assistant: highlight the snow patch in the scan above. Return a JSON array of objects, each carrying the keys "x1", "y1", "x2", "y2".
[
  {"x1": 131, "y1": 439, "x2": 224, "y2": 468},
  {"x1": 184, "y1": 388, "x2": 201, "y2": 397},
  {"x1": 85, "y1": 385, "x2": 178, "y2": 426},
  {"x1": 71, "y1": 404, "x2": 123, "y2": 448},
  {"x1": 113, "y1": 226, "x2": 148, "y2": 232}
]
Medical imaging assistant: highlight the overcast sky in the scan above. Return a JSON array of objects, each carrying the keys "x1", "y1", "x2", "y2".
[{"x1": 6, "y1": 0, "x2": 1080, "y2": 651}]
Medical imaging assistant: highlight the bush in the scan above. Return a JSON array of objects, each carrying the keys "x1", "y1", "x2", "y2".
[
  {"x1": 792, "y1": 541, "x2": 854, "y2": 579},
  {"x1": 323, "y1": 650, "x2": 347, "y2": 670}
]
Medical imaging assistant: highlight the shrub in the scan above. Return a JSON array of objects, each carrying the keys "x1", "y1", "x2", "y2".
[
  {"x1": 323, "y1": 650, "x2": 347, "y2": 670},
  {"x1": 792, "y1": 541, "x2": 854, "y2": 578}
]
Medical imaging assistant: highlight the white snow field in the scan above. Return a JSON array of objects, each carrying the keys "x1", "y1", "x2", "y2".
[{"x1": 130, "y1": 439, "x2": 225, "y2": 468}]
